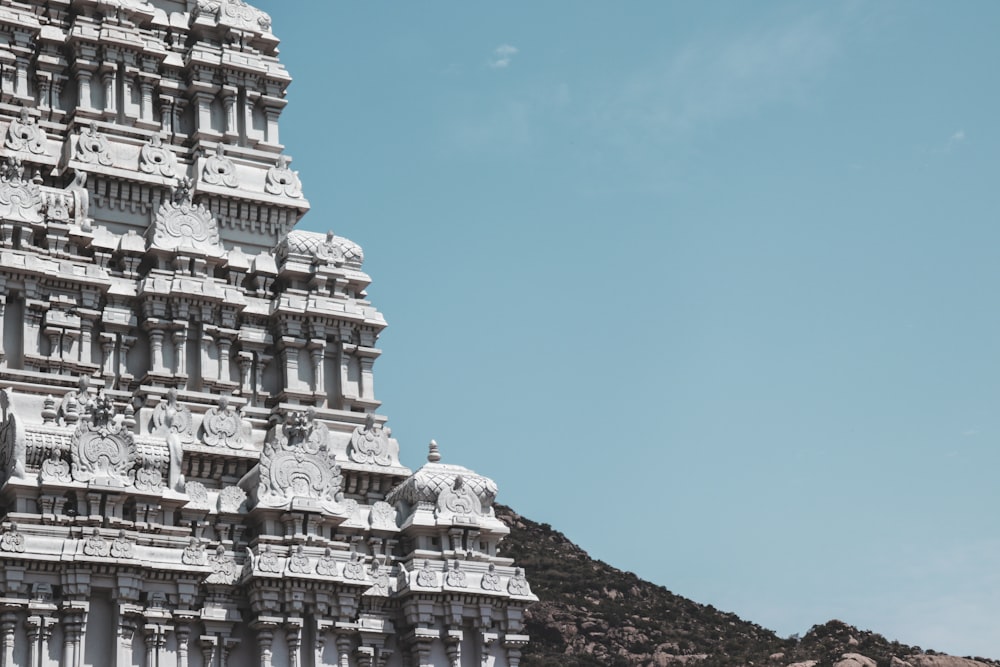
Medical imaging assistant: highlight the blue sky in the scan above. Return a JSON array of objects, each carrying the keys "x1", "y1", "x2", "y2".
[{"x1": 255, "y1": 1, "x2": 1000, "y2": 658}]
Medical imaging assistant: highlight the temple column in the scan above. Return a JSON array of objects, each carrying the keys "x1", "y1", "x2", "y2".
[
  {"x1": 309, "y1": 340, "x2": 325, "y2": 406},
  {"x1": 285, "y1": 622, "x2": 302, "y2": 667},
  {"x1": 279, "y1": 336, "x2": 302, "y2": 394},
  {"x1": 238, "y1": 351, "x2": 253, "y2": 397},
  {"x1": 0, "y1": 610, "x2": 17, "y2": 667},
  {"x1": 40, "y1": 616, "x2": 59, "y2": 667},
  {"x1": 218, "y1": 337, "x2": 232, "y2": 382},
  {"x1": 252, "y1": 620, "x2": 277, "y2": 667},
  {"x1": 221, "y1": 84, "x2": 239, "y2": 143},
  {"x1": 100, "y1": 333, "x2": 116, "y2": 378},
  {"x1": 0, "y1": 293, "x2": 7, "y2": 364},
  {"x1": 117, "y1": 615, "x2": 136, "y2": 667},
  {"x1": 200, "y1": 635, "x2": 217, "y2": 667},
  {"x1": 336, "y1": 633, "x2": 353, "y2": 667},
  {"x1": 100, "y1": 63, "x2": 117, "y2": 119},
  {"x1": 173, "y1": 325, "x2": 187, "y2": 377},
  {"x1": 176, "y1": 625, "x2": 190, "y2": 667}
]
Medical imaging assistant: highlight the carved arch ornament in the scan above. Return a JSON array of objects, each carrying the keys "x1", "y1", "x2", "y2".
[
  {"x1": 149, "y1": 178, "x2": 225, "y2": 256},
  {"x1": 250, "y1": 409, "x2": 345, "y2": 513},
  {"x1": 70, "y1": 391, "x2": 137, "y2": 486}
]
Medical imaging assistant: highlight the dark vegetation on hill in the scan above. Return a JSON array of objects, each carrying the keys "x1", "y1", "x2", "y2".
[{"x1": 495, "y1": 506, "x2": 998, "y2": 667}]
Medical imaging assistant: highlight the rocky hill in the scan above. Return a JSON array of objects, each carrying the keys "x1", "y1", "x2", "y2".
[{"x1": 495, "y1": 506, "x2": 997, "y2": 667}]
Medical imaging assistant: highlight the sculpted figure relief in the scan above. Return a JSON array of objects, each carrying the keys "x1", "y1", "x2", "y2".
[
  {"x1": 436, "y1": 475, "x2": 482, "y2": 519},
  {"x1": 348, "y1": 413, "x2": 392, "y2": 466},
  {"x1": 264, "y1": 155, "x2": 302, "y2": 198},
  {"x1": 481, "y1": 563, "x2": 502, "y2": 592},
  {"x1": 445, "y1": 559, "x2": 467, "y2": 588},
  {"x1": 5, "y1": 107, "x2": 48, "y2": 155},
  {"x1": 182, "y1": 538, "x2": 206, "y2": 566},
  {"x1": 201, "y1": 397, "x2": 250, "y2": 449},
  {"x1": 206, "y1": 546, "x2": 239, "y2": 584},
  {"x1": 416, "y1": 559, "x2": 439, "y2": 588},
  {"x1": 507, "y1": 567, "x2": 531, "y2": 596},
  {"x1": 139, "y1": 135, "x2": 178, "y2": 177},
  {"x1": 74, "y1": 122, "x2": 113, "y2": 166},
  {"x1": 367, "y1": 561, "x2": 390, "y2": 597},
  {"x1": 151, "y1": 389, "x2": 190, "y2": 493},
  {"x1": 71, "y1": 391, "x2": 136, "y2": 487},
  {"x1": 83, "y1": 528, "x2": 109, "y2": 557},
  {"x1": 250, "y1": 409, "x2": 344, "y2": 513},
  {"x1": 0, "y1": 388, "x2": 26, "y2": 484},
  {"x1": 0, "y1": 155, "x2": 42, "y2": 224},
  {"x1": 0, "y1": 522, "x2": 25, "y2": 553},
  {"x1": 110, "y1": 530, "x2": 133, "y2": 558},
  {"x1": 287, "y1": 545, "x2": 311, "y2": 574},
  {"x1": 203, "y1": 143, "x2": 238, "y2": 187},
  {"x1": 315, "y1": 547, "x2": 338, "y2": 577}
]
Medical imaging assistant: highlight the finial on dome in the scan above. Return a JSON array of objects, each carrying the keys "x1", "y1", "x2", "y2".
[{"x1": 427, "y1": 440, "x2": 441, "y2": 462}]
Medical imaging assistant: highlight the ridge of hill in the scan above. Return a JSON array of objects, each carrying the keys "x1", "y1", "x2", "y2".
[{"x1": 495, "y1": 506, "x2": 997, "y2": 667}]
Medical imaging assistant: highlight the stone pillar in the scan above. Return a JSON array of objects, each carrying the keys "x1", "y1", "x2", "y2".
[
  {"x1": 238, "y1": 351, "x2": 253, "y2": 398},
  {"x1": 309, "y1": 340, "x2": 325, "y2": 406},
  {"x1": 100, "y1": 65, "x2": 117, "y2": 118},
  {"x1": 218, "y1": 337, "x2": 232, "y2": 382},
  {"x1": 357, "y1": 646, "x2": 374, "y2": 667},
  {"x1": 279, "y1": 336, "x2": 301, "y2": 393},
  {"x1": 100, "y1": 333, "x2": 116, "y2": 378},
  {"x1": 117, "y1": 615, "x2": 137, "y2": 666},
  {"x1": 75, "y1": 67, "x2": 95, "y2": 111},
  {"x1": 175, "y1": 625, "x2": 190, "y2": 667},
  {"x1": 221, "y1": 85, "x2": 239, "y2": 142},
  {"x1": 336, "y1": 633, "x2": 353, "y2": 667},
  {"x1": 0, "y1": 610, "x2": 18, "y2": 667},
  {"x1": 173, "y1": 325, "x2": 187, "y2": 377},
  {"x1": 200, "y1": 635, "x2": 217, "y2": 667},
  {"x1": 253, "y1": 621, "x2": 276, "y2": 667},
  {"x1": 149, "y1": 328, "x2": 167, "y2": 374},
  {"x1": 119, "y1": 335, "x2": 136, "y2": 386},
  {"x1": 40, "y1": 616, "x2": 59, "y2": 667},
  {"x1": 286, "y1": 623, "x2": 301, "y2": 667}
]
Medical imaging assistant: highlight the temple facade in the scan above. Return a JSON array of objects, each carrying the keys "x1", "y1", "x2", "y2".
[{"x1": 0, "y1": 1, "x2": 534, "y2": 666}]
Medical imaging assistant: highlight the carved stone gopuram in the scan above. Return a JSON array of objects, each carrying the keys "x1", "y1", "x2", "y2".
[{"x1": 0, "y1": 2, "x2": 533, "y2": 666}]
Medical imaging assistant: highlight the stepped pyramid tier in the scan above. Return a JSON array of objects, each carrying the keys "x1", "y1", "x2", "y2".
[{"x1": 0, "y1": 1, "x2": 534, "y2": 666}]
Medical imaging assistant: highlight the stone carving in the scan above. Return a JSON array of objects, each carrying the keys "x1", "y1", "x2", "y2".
[
  {"x1": 445, "y1": 559, "x2": 467, "y2": 588},
  {"x1": 348, "y1": 413, "x2": 392, "y2": 466},
  {"x1": 149, "y1": 178, "x2": 224, "y2": 256},
  {"x1": 256, "y1": 545, "x2": 281, "y2": 573},
  {"x1": 415, "y1": 559, "x2": 439, "y2": 587},
  {"x1": 39, "y1": 449, "x2": 71, "y2": 484},
  {"x1": 4, "y1": 107, "x2": 48, "y2": 155},
  {"x1": 111, "y1": 530, "x2": 133, "y2": 558},
  {"x1": 148, "y1": 592, "x2": 168, "y2": 609},
  {"x1": 70, "y1": 390, "x2": 137, "y2": 486},
  {"x1": 481, "y1": 563, "x2": 502, "y2": 592},
  {"x1": 151, "y1": 389, "x2": 194, "y2": 442},
  {"x1": 201, "y1": 397, "x2": 250, "y2": 449},
  {"x1": 139, "y1": 135, "x2": 178, "y2": 177},
  {"x1": 285, "y1": 229, "x2": 365, "y2": 268},
  {"x1": 315, "y1": 548, "x2": 338, "y2": 577},
  {"x1": 366, "y1": 561, "x2": 390, "y2": 597},
  {"x1": 0, "y1": 523, "x2": 25, "y2": 553},
  {"x1": 436, "y1": 475, "x2": 483, "y2": 520},
  {"x1": 0, "y1": 388, "x2": 26, "y2": 484},
  {"x1": 203, "y1": 144, "x2": 238, "y2": 188},
  {"x1": 32, "y1": 583, "x2": 53, "y2": 601},
  {"x1": 507, "y1": 567, "x2": 531, "y2": 596},
  {"x1": 182, "y1": 538, "x2": 206, "y2": 566},
  {"x1": 264, "y1": 155, "x2": 301, "y2": 198},
  {"x1": 41, "y1": 395, "x2": 57, "y2": 425},
  {"x1": 83, "y1": 528, "x2": 110, "y2": 557},
  {"x1": 248, "y1": 409, "x2": 343, "y2": 513},
  {"x1": 60, "y1": 376, "x2": 91, "y2": 425},
  {"x1": 196, "y1": 0, "x2": 272, "y2": 32},
  {"x1": 134, "y1": 459, "x2": 164, "y2": 493},
  {"x1": 0, "y1": 155, "x2": 42, "y2": 224},
  {"x1": 369, "y1": 501, "x2": 397, "y2": 530},
  {"x1": 217, "y1": 485, "x2": 247, "y2": 513},
  {"x1": 67, "y1": 171, "x2": 90, "y2": 226},
  {"x1": 185, "y1": 480, "x2": 209, "y2": 507},
  {"x1": 206, "y1": 546, "x2": 239, "y2": 584},
  {"x1": 74, "y1": 122, "x2": 113, "y2": 166},
  {"x1": 287, "y1": 545, "x2": 311, "y2": 574},
  {"x1": 342, "y1": 552, "x2": 366, "y2": 581},
  {"x1": 151, "y1": 389, "x2": 190, "y2": 493}
]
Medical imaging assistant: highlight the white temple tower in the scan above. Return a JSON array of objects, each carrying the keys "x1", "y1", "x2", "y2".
[{"x1": 0, "y1": 1, "x2": 534, "y2": 665}]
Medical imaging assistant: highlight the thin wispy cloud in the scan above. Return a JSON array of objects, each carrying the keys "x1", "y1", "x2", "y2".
[
  {"x1": 594, "y1": 12, "x2": 842, "y2": 146},
  {"x1": 489, "y1": 44, "x2": 518, "y2": 69},
  {"x1": 946, "y1": 129, "x2": 966, "y2": 151}
]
